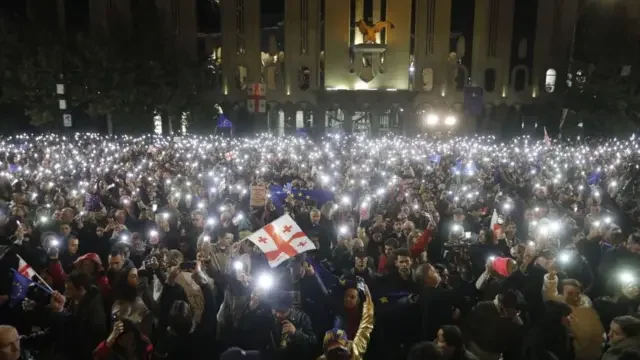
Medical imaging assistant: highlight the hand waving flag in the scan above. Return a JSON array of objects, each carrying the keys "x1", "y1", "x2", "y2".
[{"x1": 247, "y1": 214, "x2": 316, "y2": 267}]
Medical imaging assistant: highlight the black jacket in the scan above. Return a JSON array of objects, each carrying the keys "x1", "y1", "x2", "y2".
[
  {"x1": 50, "y1": 285, "x2": 107, "y2": 359},
  {"x1": 154, "y1": 282, "x2": 219, "y2": 360},
  {"x1": 274, "y1": 308, "x2": 317, "y2": 360}
]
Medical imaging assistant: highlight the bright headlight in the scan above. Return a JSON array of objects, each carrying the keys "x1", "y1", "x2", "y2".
[
  {"x1": 426, "y1": 114, "x2": 439, "y2": 126},
  {"x1": 444, "y1": 115, "x2": 457, "y2": 126}
]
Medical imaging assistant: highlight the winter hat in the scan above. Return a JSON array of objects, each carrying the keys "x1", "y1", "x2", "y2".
[
  {"x1": 323, "y1": 328, "x2": 349, "y2": 352},
  {"x1": 269, "y1": 291, "x2": 293, "y2": 311}
]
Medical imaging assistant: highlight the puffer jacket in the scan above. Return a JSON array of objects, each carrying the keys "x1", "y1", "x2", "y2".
[{"x1": 542, "y1": 274, "x2": 604, "y2": 360}]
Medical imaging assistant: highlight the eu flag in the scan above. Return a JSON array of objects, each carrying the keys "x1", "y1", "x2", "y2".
[
  {"x1": 217, "y1": 114, "x2": 233, "y2": 128},
  {"x1": 375, "y1": 292, "x2": 411, "y2": 308},
  {"x1": 269, "y1": 184, "x2": 335, "y2": 210},
  {"x1": 10, "y1": 269, "x2": 33, "y2": 307},
  {"x1": 306, "y1": 258, "x2": 338, "y2": 294}
]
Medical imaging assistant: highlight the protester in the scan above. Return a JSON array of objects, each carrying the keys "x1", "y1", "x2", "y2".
[{"x1": 0, "y1": 133, "x2": 639, "y2": 360}]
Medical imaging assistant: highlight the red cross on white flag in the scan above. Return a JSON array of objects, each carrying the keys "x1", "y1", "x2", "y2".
[
  {"x1": 247, "y1": 98, "x2": 266, "y2": 113},
  {"x1": 18, "y1": 255, "x2": 37, "y2": 279},
  {"x1": 246, "y1": 214, "x2": 316, "y2": 267}
]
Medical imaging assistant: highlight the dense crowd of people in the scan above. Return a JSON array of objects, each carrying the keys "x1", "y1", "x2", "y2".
[{"x1": 0, "y1": 132, "x2": 639, "y2": 360}]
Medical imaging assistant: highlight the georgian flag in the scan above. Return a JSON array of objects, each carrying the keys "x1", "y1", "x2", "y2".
[
  {"x1": 17, "y1": 255, "x2": 37, "y2": 280},
  {"x1": 247, "y1": 214, "x2": 316, "y2": 268}
]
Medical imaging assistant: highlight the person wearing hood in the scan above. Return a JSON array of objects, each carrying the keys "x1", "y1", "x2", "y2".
[
  {"x1": 49, "y1": 270, "x2": 107, "y2": 359},
  {"x1": 543, "y1": 271, "x2": 604, "y2": 360},
  {"x1": 603, "y1": 316, "x2": 640, "y2": 360}
]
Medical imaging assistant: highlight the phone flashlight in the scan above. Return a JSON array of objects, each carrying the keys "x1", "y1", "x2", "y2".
[
  {"x1": 619, "y1": 271, "x2": 636, "y2": 284},
  {"x1": 50, "y1": 239, "x2": 60, "y2": 247},
  {"x1": 233, "y1": 261, "x2": 243, "y2": 271},
  {"x1": 257, "y1": 273, "x2": 274, "y2": 290},
  {"x1": 558, "y1": 252, "x2": 571, "y2": 264},
  {"x1": 149, "y1": 230, "x2": 158, "y2": 237}
]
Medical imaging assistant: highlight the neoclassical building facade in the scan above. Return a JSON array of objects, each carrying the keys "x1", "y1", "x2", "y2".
[
  {"x1": 214, "y1": 0, "x2": 579, "y2": 135},
  {"x1": 34, "y1": 0, "x2": 581, "y2": 135}
]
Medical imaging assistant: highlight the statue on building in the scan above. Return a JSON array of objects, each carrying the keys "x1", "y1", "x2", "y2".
[{"x1": 355, "y1": 19, "x2": 395, "y2": 44}]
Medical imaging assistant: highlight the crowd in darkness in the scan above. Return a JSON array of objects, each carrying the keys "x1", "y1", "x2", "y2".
[{"x1": 0, "y1": 133, "x2": 638, "y2": 360}]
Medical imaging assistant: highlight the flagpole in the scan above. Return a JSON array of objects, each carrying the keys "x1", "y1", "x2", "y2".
[
  {"x1": 17, "y1": 255, "x2": 55, "y2": 292},
  {"x1": 34, "y1": 272, "x2": 54, "y2": 293},
  {"x1": 11, "y1": 269, "x2": 53, "y2": 294}
]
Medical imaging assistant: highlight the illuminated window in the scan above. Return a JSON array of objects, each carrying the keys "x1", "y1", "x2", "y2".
[{"x1": 545, "y1": 69, "x2": 557, "y2": 93}]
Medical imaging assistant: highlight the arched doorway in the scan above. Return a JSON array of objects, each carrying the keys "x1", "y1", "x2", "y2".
[
  {"x1": 352, "y1": 109, "x2": 371, "y2": 134},
  {"x1": 325, "y1": 107, "x2": 345, "y2": 133}
]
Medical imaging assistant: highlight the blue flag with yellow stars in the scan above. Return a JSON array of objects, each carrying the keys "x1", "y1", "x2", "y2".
[
  {"x1": 375, "y1": 292, "x2": 411, "y2": 308},
  {"x1": 269, "y1": 184, "x2": 335, "y2": 210},
  {"x1": 306, "y1": 258, "x2": 337, "y2": 294},
  {"x1": 10, "y1": 269, "x2": 33, "y2": 307}
]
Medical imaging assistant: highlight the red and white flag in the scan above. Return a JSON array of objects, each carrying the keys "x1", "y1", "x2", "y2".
[
  {"x1": 544, "y1": 126, "x2": 551, "y2": 146},
  {"x1": 18, "y1": 255, "x2": 37, "y2": 280},
  {"x1": 247, "y1": 214, "x2": 316, "y2": 268}
]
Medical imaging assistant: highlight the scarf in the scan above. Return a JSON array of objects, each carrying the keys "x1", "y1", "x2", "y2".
[{"x1": 345, "y1": 307, "x2": 361, "y2": 340}]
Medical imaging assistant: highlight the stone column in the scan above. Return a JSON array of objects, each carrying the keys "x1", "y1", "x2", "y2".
[
  {"x1": 342, "y1": 109, "x2": 353, "y2": 134},
  {"x1": 314, "y1": 107, "x2": 326, "y2": 137},
  {"x1": 284, "y1": 108, "x2": 296, "y2": 135}
]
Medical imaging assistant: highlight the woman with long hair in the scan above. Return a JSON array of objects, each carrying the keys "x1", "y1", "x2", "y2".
[{"x1": 111, "y1": 265, "x2": 153, "y2": 336}]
